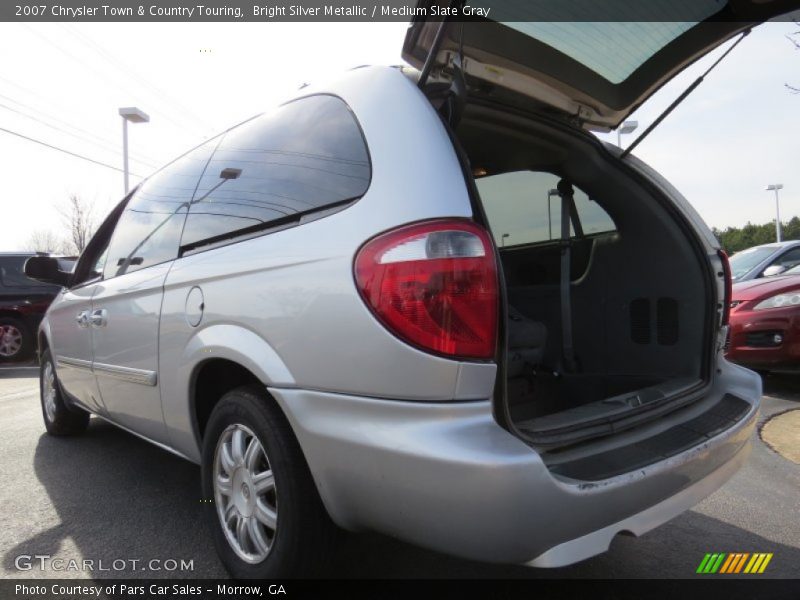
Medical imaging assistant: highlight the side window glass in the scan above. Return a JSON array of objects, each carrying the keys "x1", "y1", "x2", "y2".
[
  {"x1": 91, "y1": 248, "x2": 108, "y2": 279},
  {"x1": 477, "y1": 171, "x2": 615, "y2": 247},
  {"x1": 180, "y1": 95, "x2": 370, "y2": 251},
  {"x1": 69, "y1": 196, "x2": 127, "y2": 287},
  {"x1": 103, "y1": 139, "x2": 218, "y2": 278},
  {"x1": 574, "y1": 193, "x2": 617, "y2": 236},
  {"x1": 770, "y1": 247, "x2": 800, "y2": 272}
]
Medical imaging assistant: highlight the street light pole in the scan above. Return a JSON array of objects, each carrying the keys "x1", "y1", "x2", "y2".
[
  {"x1": 121, "y1": 116, "x2": 129, "y2": 192},
  {"x1": 617, "y1": 120, "x2": 639, "y2": 149},
  {"x1": 118, "y1": 107, "x2": 150, "y2": 194},
  {"x1": 765, "y1": 184, "x2": 784, "y2": 242}
]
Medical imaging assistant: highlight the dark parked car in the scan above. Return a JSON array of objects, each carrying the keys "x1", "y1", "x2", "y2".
[
  {"x1": 726, "y1": 266, "x2": 800, "y2": 372},
  {"x1": 0, "y1": 253, "x2": 75, "y2": 362}
]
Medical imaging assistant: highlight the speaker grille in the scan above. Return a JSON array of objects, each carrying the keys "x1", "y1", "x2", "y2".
[
  {"x1": 630, "y1": 298, "x2": 651, "y2": 344},
  {"x1": 657, "y1": 298, "x2": 679, "y2": 345}
]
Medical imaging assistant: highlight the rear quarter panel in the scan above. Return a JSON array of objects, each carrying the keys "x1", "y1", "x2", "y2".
[{"x1": 159, "y1": 67, "x2": 496, "y2": 460}]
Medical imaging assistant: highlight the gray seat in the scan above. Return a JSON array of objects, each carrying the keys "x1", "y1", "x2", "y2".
[{"x1": 507, "y1": 305, "x2": 547, "y2": 378}]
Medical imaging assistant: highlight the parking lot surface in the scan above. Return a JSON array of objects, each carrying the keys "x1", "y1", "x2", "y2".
[{"x1": 1, "y1": 365, "x2": 798, "y2": 579}]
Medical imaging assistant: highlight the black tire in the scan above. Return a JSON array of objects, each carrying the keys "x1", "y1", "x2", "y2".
[
  {"x1": 201, "y1": 385, "x2": 336, "y2": 578},
  {"x1": 40, "y1": 348, "x2": 90, "y2": 436},
  {"x1": 0, "y1": 316, "x2": 33, "y2": 362}
]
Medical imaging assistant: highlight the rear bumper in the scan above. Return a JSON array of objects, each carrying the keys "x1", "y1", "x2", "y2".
[
  {"x1": 528, "y1": 441, "x2": 750, "y2": 566},
  {"x1": 269, "y1": 361, "x2": 759, "y2": 566}
]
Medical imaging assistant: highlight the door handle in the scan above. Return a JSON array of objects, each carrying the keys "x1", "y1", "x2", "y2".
[
  {"x1": 90, "y1": 309, "x2": 108, "y2": 328},
  {"x1": 75, "y1": 311, "x2": 90, "y2": 328}
]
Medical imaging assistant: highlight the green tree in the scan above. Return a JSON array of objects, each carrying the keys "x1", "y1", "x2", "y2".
[{"x1": 715, "y1": 217, "x2": 800, "y2": 254}]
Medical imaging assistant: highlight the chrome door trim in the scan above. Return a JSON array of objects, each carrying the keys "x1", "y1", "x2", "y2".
[
  {"x1": 56, "y1": 356, "x2": 94, "y2": 372},
  {"x1": 56, "y1": 355, "x2": 158, "y2": 386},
  {"x1": 93, "y1": 361, "x2": 158, "y2": 386}
]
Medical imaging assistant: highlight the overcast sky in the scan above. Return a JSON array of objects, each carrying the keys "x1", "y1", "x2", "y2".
[{"x1": 0, "y1": 21, "x2": 797, "y2": 251}]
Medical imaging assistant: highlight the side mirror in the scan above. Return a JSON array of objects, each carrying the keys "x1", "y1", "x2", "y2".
[
  {"x1": 24, "y1": 256, "x2": 71, "y2": 287},
  {"x1": 762, "y1": 265, "x2": 787, "y2": 278}
]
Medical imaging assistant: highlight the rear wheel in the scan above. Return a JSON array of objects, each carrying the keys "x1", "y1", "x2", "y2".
[
  {"x1": 201, "y1": 385, "x2": 335, "y2": 578},
  {"x1": 40, "y1": 349, "x2": 89, "y2": 435},
  {"x1": 0, "y1": 317, "x2": 32, "y2": 362}
]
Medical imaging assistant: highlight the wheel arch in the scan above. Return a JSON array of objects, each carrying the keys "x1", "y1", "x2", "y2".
[
  {"x1": 173, "y1": 323, "x2": 296, "y2": 453},
  {"x1": 37, "y1": 324, "x2": 50, "y2": 363},
  {"x1": 188, "y1": 357, "x2": 338, "y2": 527},
  {"x1": 190, "y1": 358, "x2": 263, "y2": 444}
]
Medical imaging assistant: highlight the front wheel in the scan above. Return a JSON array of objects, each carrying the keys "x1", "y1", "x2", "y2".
[
  {"x1": 40, "y1": 349, "x2": 89, "y2": 435},
  {"x1": 201, "y1": 386, "x2": 335, "y2": 578}
]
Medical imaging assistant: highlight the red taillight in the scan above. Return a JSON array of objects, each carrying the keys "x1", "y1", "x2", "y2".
[
  {"x1": 719, "y1": 250, "x2": 733, "y2": 326},
  {"x1": 354, "y1": 219, "x2": 498, "y2": 360}
]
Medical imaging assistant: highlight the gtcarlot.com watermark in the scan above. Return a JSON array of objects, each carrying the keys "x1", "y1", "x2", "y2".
[{"x1": 14, "y1": 554, "x2": 194, "y2": 573}]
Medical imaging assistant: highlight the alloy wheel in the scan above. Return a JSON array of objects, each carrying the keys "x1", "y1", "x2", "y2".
[
  {"x1": 0, "y1": 324, "x2": 22, "y2": 358},
  {"x1": 213, "y1": 424, "x2": 278, "y2": 563},
  {"x1": 43, "y1": 360, "x2": 57, "y2": 422}
]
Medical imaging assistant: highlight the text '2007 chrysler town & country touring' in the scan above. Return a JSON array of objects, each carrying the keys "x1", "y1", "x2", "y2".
[{"x1": 24, "y1": 2, "x2": 800, "y2": 578}]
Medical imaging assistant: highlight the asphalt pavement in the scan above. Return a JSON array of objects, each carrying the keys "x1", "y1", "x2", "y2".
[{"x1": 0, "y1": 364, "x2": 798, "y2": 579}]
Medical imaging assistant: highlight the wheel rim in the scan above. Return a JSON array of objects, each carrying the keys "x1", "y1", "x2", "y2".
[
  {"x1": 43, "y1": 361, "x2": 57, "y2": 422},
  {"x1": 0, "y1": 324, "x2": 23, "y2": 357},
  {"x1": 213, "y1": 423, "x2": 277, "y2": 564}
]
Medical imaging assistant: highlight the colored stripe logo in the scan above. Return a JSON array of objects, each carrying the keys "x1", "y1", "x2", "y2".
[{"x1": 696, "y1": 553, "x2": 773, "y2": 574}]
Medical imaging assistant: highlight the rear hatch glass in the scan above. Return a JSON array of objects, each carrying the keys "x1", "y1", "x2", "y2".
[{"x1": 403, "y1": 0, "x2": 800, "y2": 128}]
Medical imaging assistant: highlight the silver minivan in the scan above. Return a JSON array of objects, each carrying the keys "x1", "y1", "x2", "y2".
[{"x1": 25, "y1": 5, "x2": 794, "y2": 578}]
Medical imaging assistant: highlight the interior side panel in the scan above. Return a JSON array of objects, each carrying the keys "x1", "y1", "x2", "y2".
[{"x1": 457, "y1": 102, "x2": 708, "y2": 435}]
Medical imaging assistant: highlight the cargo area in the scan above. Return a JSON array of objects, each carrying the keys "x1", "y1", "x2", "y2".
[{"x1": 456, "y1": 102, "x2": 713, "y2": 446}]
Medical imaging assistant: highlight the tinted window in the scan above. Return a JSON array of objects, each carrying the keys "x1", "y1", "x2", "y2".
[
  {"x1": 498, "y1": 21, "x2": 714, "y2": 84},
  {"x1": 180, "y1": 95, "x2": 370, "y2": 250},
  {"x1": 477, "y1": 171, "x2": 616, "y2": 247},
  {"x1": 103, "y1": 139, "x2": 218, "y2": 278},
  {"x1": 729, "y1": 246, "x2": 776, "y2": 280},
  {"x1": 0, "y1": 256, "x2": 56, "y2": 288},
  {"x1": 769, "y1": 247, "x2": 800, "y2": 271}
]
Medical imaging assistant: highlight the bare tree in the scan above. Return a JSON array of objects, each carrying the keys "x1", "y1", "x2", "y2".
[
  {"x1": 58, "y1": 195, "x2": 95, "y2": 255},
  {"x1": 787, "y1": 22, "x2": 800, "y2": 94},
  {"x1": 26, "y1": 230, "x2": 68, "y2": 254}
]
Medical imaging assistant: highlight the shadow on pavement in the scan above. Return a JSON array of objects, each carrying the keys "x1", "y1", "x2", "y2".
[
  {"x1": 330, "y1": 508, "x2": 800, "y2": 578},
  {"x1": 761, "y1": 373, "x2": 800, "y2": 402},
  {"x1": 4, "y1": 419, "x2": 226, "y2": 579},
  {"x1": 3, "y1": 416, "x2": 799, "y2": 579}
]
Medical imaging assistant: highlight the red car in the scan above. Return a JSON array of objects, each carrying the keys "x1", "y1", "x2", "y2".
[{"x1": 726, "y1": 267, "x2": 800, "y2": 372}]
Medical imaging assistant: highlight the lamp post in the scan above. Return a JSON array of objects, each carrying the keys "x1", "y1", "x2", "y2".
[
  {"x1": 119, "y1": 107, "x2": 150, "y2": 194},
  {"x1": 617, "y1": 120, "x2": 638, "y2": 149},
  {"x1": 765, "y1": 184, "x2": 784, "y2": 242},
  {"x1": 501, "y1": 233, "x2": 510, "y2": 247}
]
